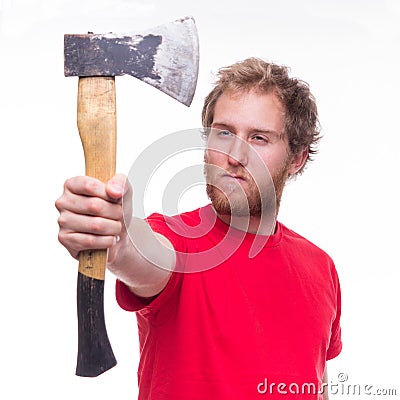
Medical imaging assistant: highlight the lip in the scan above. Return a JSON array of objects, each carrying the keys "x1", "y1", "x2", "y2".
[{"x1": 223, "y1": 173, "x2": 247, "y2": 181}]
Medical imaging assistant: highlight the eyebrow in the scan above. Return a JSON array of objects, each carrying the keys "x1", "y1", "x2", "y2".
[{"x1": 211, "y1": 122, "x2": 283, "y2": 138}]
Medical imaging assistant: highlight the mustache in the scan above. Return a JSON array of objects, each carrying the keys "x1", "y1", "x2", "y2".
[{"x1": 203, "y1": 162, "x2": 254, "y2": 182}]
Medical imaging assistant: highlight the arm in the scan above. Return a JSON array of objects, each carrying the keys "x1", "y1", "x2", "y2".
[
  {"x1": 56, "y1": 174, "x2": 174, "y2": 298},
  {"x1": 107, "y1": 216, "x2": 175, "y2": 297}
]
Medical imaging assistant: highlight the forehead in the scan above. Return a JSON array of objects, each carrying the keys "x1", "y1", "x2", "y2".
[{"x1": 212, "y1": 89, "x2": 285, "y2": 132}]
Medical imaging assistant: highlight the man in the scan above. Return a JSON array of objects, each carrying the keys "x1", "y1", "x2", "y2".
[{"x1": 56, "y1": 58, "x2": 342, "y2": 399}]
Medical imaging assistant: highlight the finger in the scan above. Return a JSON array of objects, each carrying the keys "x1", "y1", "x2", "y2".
[
  {"x1": 64, "y1": 176, "x2": 110, "y2": 200},
  {"x1": 58, "y1": 232, "x2": 118, "y2": 259},
  {"x1": 58, "y1": 210, "x2": 122, "y2": 237},
  {"x1": 121, "y1": 176, "x2": 133, "y2": 227},
  {"x1": 56, "y1": 192, "x2": 123, "y2": 219},
  {"x1": 106, "y1": 173, "x2": 127, "y2": 200}
]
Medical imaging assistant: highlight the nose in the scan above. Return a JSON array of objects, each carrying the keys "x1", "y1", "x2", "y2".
[{"x1": 227, "y1": 135, "x2": 248, "y2": 166}]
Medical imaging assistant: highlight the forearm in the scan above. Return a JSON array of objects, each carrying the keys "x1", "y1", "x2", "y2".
[{"x1": 107, "y1": 217, "x2": 175, "y2": 298}]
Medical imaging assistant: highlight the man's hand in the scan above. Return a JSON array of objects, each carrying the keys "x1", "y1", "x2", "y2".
[
  {"x1": 55, "y1": 174, "x2": 128, "y2": 260},
  {"x1": 55, "y1": 173, "x2": 174, "y2": 298}
]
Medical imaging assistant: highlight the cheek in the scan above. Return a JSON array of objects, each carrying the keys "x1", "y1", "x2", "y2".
[
  {"x1": 205, "y1": 149, "x2": 226, "y2": 166},
  {"x1": 247, "y1": 150, "x2": 289, "y2": 183},
  {"x1": 257, "y1": 145, "x2": 290, "y2": 170}
]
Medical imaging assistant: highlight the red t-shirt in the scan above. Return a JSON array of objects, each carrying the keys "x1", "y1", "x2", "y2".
[{"x1": 116, "y1": 205, "x2": 342, "y2": 400}]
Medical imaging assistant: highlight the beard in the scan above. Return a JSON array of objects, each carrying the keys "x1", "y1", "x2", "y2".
[{"x1": 204, "y1": 156, "x2": 291, "y2": 218}]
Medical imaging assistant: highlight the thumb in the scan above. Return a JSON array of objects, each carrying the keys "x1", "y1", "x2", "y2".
[{"x1": 106, "y1": 173, "x2": 127, "y2": 200}]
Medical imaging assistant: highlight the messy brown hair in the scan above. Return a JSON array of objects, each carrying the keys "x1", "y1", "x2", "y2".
[{"x1": 202, "y1": 58, "x2": 321, "y2": 175}]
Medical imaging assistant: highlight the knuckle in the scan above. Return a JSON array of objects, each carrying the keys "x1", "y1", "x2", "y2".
[
  {"x1": 83, "y1": 235, "x2": 97, "y2": 249},
  {"x1": 57, "y1": 212, "x2": 69, "y2": 229},
  {"x1": 87, "y1": 198, "x2": 103, "y2": 215},
  {"x1": 57, "y1": 231, "x2": 66, "y2": 245},
  {"x1": 83, "y1": 178, "x2": 100, "y2": 194},
  {"x1": 63, "y1": 178, "x2": 71, "y2": 191},
  {"x1": 64, "y1": 177, "x2": 77, "y2": 192},
  {"x1": 90, "y1": 218, "x2": 104, "y2": 234},
  {"x1": 55, "y1": 198, "x2": 61, "y2": 211},
  {"x1": 57, "y1": 215, "x2": 64, "y2": 228},
  {"x1": 55, "y1": 196, "x2": 66, "y2": 211}
]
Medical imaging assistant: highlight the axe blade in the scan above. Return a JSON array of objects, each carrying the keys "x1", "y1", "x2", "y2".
[{"x1": 64, "y1": 16, "x2": 199, "y2": 106}]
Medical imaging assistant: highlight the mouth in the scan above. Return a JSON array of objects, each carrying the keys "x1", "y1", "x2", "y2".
[{"x1": 223, "y1": 173, "x2": 247, "y2": 182}]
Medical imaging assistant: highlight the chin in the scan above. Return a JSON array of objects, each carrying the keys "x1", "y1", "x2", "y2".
[{"x1": 207, "y1": 184, "x2": 265, "y2": 217}]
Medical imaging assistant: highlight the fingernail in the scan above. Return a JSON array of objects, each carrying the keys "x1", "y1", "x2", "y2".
[{"x1": 110, "y1": 182, "x2": 123, "y2": 194}]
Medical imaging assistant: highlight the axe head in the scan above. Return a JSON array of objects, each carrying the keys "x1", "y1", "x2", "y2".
[{"x1": 64, "y1": 17, "x2": 199, "y2": 106}]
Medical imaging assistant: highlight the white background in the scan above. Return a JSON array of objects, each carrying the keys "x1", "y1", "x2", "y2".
[{"x1": 1, "y1": 0, "x2": 399, "y2": 398}]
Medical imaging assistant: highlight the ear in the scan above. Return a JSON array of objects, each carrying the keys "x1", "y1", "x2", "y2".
[{"x1": 288, "y1": 148, "x2": 308, "y2": 175}]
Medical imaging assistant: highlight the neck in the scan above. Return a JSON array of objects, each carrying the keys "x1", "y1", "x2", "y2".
[{"x1": 216, "y1": 210, "x2": 278, "y2": 235}]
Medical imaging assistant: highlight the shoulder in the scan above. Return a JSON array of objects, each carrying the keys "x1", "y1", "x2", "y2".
[
  {"x1": 145, "y1": 205, "x2": 213, "y2": 253},
  {"x1": 279, "y1": 223, "x2": 341, "y2": 291},
  {"x1": 281, "y1": 223, "x2": 329, "y2": 253},
  {"x1": 279, "y1": 222, "x2": 336, "y2": 268}
]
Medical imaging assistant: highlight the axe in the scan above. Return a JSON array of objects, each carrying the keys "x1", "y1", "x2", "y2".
[{"x1": 64, "y1": 16, "x2": 199, "y2": 377}]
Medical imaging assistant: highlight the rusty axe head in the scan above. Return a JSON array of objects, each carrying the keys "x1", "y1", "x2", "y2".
[{"x1": 64, "y1": 16, "x2": 199, "y2": 106}]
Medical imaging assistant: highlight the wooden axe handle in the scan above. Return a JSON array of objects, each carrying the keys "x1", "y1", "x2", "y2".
[{"x1": 75, "y1": 76, "x2": 117, "y2": 377}]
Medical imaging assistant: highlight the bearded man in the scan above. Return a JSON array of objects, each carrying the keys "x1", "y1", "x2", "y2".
[{"x1": 56, "y1": 58, "x2": 342, "y2": 400}]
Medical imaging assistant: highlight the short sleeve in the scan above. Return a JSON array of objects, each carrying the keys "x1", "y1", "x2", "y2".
[
  {"x1": 115, "y1": 212, "x2": 187, "y2": 315},
  {"x1": 115, "y1": 272, "x2": 182, "y2": 315},
  {"x1": 326, "y1": 268, "x2": 342, "y2": 360},
  {"x1": 146, "y1": 212, "x2": 190, "y2": 255}
]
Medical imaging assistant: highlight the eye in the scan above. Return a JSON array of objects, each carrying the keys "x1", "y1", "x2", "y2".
[
  {"x1": 252, "y1": 134, "x2": 269, "y2": 143},
  {"x1": 218, "y1": 129, "x2": 234, "y2": 137}
]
